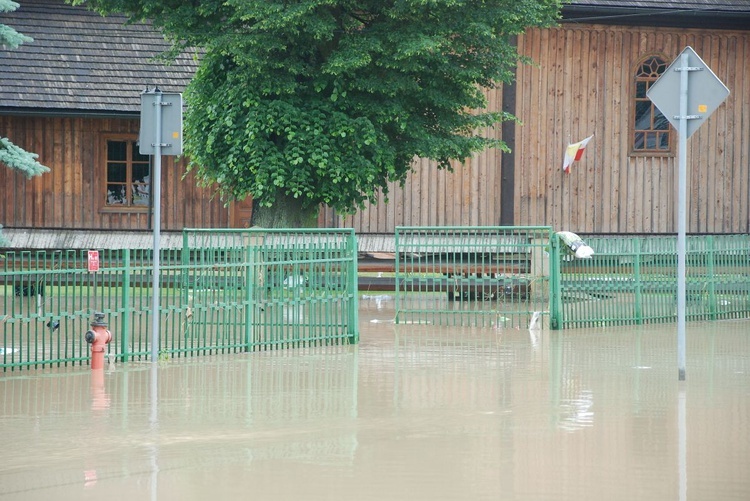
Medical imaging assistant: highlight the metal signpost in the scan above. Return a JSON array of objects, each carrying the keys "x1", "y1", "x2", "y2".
[
  {"x1": 647, "y1": 46, "x2": 729, "y2": 381},
  {"x1": 140, "y1": 88, "x2": 183, "y2": 363}
]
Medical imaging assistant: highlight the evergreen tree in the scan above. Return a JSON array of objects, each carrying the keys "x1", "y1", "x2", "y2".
[{"x1": 1, "y1": 0, "x2": 51, "y2": 245}]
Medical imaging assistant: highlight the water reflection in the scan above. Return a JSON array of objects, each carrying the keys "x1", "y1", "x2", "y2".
[{"x1": 0, "y1": 312, "x2": 749, "y2": 500}]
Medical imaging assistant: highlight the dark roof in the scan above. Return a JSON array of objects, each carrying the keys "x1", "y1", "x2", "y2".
[
  {"x1": 0, "y1": 0, "x2": 198, "y2": 116},
  {"x1": 2, "y1": 0, "x2": 748, "y2": 116},
  {"x1": 571, "y1": 0, "x2": 750, "y2": 8},
  {"x1": 563, "y1": 0, "x2": 750, "y2": 29}
]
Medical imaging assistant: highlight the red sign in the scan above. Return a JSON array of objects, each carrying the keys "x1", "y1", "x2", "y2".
[{"x1": 87, "y1": 250, "x2": 100, "y2": 272}]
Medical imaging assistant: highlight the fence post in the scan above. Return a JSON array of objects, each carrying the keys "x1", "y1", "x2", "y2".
[
  {"x1": 348, "y1": 231, "x2": 359, "y2": 344},
  {"x1": 706, "y1": 235, "x2": 717, "y2": 320},
  {"x1": 244, "y1": 240, "x2": 254, "y2": 351},
  {"x1": 530, "y1": 231, "x2": 551, "y2": 303},
  {"x1": 181, "y1": 231, "x2": 190, "y2": 306},
  {"x1": 634, "y1": 238, "x2": 643, "y2": 325},
  {"x1": 120, "y1": 248, "x2": 131, "y2": 363},
  {"x1": 548, "y1": 232, "x2": 563, "y2": 330},
  {"x1": 394, "y1": 229, "x2": 401, "y2": 325}
]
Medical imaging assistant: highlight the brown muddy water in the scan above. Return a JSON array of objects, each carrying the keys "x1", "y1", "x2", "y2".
[{"x1": 1, "y1": 294, "x2": 749, "y2": 501}]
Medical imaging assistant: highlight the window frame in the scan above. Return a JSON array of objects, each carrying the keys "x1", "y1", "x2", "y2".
[
  {"x1": 98, "y1": 133, "x2": 152, "y2": 213},
  {"x1": 630, "y1": 54, "x2": 674, "y2": 157}
]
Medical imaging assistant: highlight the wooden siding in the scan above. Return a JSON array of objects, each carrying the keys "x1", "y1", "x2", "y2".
[
  {"x1": 0, "y1": 115, "x2": 229, "y2": 231},
  {"x1": 323, "y1": 24, "x2": 750, "y2": 235},
  {"x1": 319, "y1": 87, "x2": 505, "y2": 232},
  {"x1": 515, "y1": 24, "x2": 750, "y2": 234}
]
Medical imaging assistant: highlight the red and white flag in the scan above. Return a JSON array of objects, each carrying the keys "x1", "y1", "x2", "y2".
[{"x1": 562, "y1": 135, "x2": 593, "y2": 174}]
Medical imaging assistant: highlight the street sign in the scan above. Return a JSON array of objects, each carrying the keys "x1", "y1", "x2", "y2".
[
  {"x1": 87, "y1": 250, "x2": 100, "y2": 272},
  {"x1": 139, "y1": 91, "x2": 183, "y2": 156},
  {"x1": 647, "y1": 46, "x2": 729, "y2": 138},
  {"x1": 138, "y1": 88, "x2": 183, "y2": 361},
  {"x1": 647, "y1": 46, "x2": 730, "y2": 382}
]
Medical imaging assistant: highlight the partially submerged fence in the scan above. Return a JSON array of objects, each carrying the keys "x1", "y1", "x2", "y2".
[
  {"x1": 393, "y1": 226, "x2": 559, "y2": 329},
  {"x1": 391, "y1": 229, "x2": 749, "y2": 330},
  {"x1": 558, "y1": 234, "x2": 750, "y2": 328},
  {"x1": 2, "y1": 227, "x2": 747, "y2": 370},
  {"x1": 1, "y1": 229, "x2": 358, "y2": 370},
  {"x1": 183, "y1": 229, "x2": 358, "y2": 351}
]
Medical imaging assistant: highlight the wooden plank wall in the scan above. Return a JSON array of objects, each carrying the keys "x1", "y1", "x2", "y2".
[
  {"x1": 319, "y1": 87, "x2": 504, "y2": 232},
  {"x1": 0, "y1": 115, "x2": 229, "y2": 231},
  {"x1": 515, "y1": 24, "x2": 750, "y2": 234}
]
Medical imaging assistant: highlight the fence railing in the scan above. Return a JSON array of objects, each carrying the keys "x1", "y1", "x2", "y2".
[
  {"x1": 1, "y1": 229, "x2": 358, "y2": 370},
  {"x1": 558, "y1": 234, "x2": 750, "y2": 328},
  {"x1": 393, "y1": 226, "x2": 559, "y2": 328},
  {"x1": 183, "y1": 228, "x2": 359, "y2": 351},
  {"x1": 391, "y1": 229, "x2": 749, "y2": 330},
  {"x1": 2, "y1": 228, "x2": 748, "y2": 370}
]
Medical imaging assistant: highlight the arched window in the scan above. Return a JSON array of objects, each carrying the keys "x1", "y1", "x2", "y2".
[{"x1": 633, "y1": 56, "x2": 671, "y2": 153}]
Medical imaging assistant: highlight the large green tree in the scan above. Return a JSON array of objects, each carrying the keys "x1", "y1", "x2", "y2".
[
  {"x1": 1, "y1": 0, "x2": 51, "y2": 245},
  {"x1": 75, "y1": 0, "x2": 560, "y2": 227}
]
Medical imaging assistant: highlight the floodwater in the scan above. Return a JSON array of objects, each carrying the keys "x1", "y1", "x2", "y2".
[{"x1": 1, "y1": 295, "x2": 749, "y2": 501}]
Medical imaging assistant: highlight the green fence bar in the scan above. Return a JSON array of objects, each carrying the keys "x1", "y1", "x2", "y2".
[
  {"x1": 120, "y1": 249, "x2": 130, "y2": 362},
  {"x1": 548, "y1": 233, "x2": 563, "y2": 330}
]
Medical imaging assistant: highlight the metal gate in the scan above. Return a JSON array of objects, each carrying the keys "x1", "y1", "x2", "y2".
[
  {"x1": 182, "y1": 228, "x2": 359, "y2": 351},
  {"x1": 394, "y1": 226, "x2": 558, "y2": 329}
]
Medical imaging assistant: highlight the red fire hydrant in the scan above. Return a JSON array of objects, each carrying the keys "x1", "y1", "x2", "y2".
[{"x1": 85, "y1": 312, "x2": 112, "y2": 370}]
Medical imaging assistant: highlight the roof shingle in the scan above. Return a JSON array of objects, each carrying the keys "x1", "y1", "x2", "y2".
[
  {"x1": 3, "y1": 0, "x2": 748, "y2": 115},
  {"x1": 1, "y1": 0, "x2": 198, "y2": 115}
]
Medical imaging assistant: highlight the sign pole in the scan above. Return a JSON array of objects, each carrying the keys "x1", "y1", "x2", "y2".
[
  {"x1": 139, "y1": 87, "x2": 182, "y2": 364},
  {"x1": 647, "y1": 46, "x2": 729, "y2": 381},
  {"x1": 676, "y1": 52, "x2": 688, "y2": 382},
  {"x1": 151, "y1": 89, "x2": 163, "y2": 363}
]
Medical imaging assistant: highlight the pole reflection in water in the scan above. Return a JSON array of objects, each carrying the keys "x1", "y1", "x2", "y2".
[
  {"x1": 0, "y1": 311, "x2": 748, "y2": 500},
  {"x1": 679, "y1": 384, "x2": 687, "y2": 501},
  {"x1": 150, "y1": 362, "x2": 159, "y2": 501}
]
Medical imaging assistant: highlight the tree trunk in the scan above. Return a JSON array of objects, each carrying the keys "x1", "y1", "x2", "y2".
[{"x1": 250, "y1": 192, "x2": 318, "y2": 228}]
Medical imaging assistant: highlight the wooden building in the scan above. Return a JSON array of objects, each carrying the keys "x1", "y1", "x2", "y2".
[
  {"x1": 0, "y1": 0, "x2": 251, "y2": 248},
  {"x1": 2, "y1": 0, "x2": 750, "y2": 249},
  {"x1": 323, "y1": 0, "x2": 750, "y2": 235}
]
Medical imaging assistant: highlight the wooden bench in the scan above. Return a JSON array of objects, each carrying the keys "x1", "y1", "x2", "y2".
[{"x1": 357, "y1": 252, "x2": 532, "y2": 300}]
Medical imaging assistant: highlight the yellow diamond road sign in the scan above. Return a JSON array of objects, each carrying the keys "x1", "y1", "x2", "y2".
[{"x1": 646, "y1": 46, "x2": 729, "y2": 139}]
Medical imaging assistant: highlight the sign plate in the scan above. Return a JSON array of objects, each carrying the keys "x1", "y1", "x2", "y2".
[
  {"x1": 139, "y1": 91, "x2": 183, "y2": 156},
  {"x1": 647, "y1": 46, "x2": 729, "y2": 139},
  {"x1": 87, "y1": 250, "x2": 100, "y2": 272}
]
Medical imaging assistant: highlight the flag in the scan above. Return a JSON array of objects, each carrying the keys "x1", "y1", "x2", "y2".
[{"x1": 562, "y1": 134, "x2": 593, "y2": 174}]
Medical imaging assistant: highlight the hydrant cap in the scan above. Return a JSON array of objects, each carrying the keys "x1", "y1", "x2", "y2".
[
  {"x1": 91, "y1": 312, "x2": 108, "y2": 328},
  {"x1": 85, "y1": 330, "x2": 96, "y2": 344}
]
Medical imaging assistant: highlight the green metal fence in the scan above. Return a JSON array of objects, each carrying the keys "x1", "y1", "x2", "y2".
[
  {"x1": 558, "y1": 234, "x2": 750, "y2": 328},
  {"x1": 183, "y1": 228, "x2": 358, "y2": 351},
  {"x1": 3, "y1": 227, "x2": 747, "y2": 370},
  {"x1": 394, "y1": 226, "x2": 559, "y2": 329},
  {"x1": 1, "y1": 229, "x2": 358, "y2": 370}
]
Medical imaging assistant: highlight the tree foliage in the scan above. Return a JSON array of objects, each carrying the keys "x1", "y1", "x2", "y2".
[
  {"x1": 75, "y1": 0, "x2": 560, "y2": 218},
  {"x1": 0, "y1": 138, "x2": 51, "y2": 178},
  {"x1": 1, "y1": 0, "x2": 33, "y2": 49}
]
